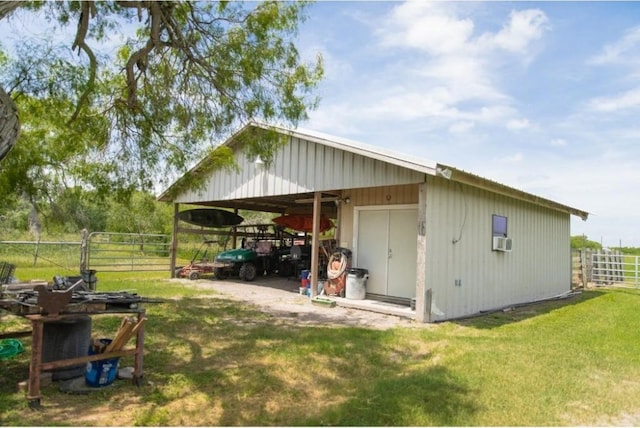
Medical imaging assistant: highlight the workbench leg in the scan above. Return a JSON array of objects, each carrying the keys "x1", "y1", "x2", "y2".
[
  {"x1": 133, "y1": 309, "x2": 145, "y2": 386},
  {"x1": 27, "y1": 319, "x2": 43, "y2": 409}
]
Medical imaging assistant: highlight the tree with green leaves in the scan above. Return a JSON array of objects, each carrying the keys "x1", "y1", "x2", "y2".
[
  {"x1": 570, "y1": 235, "x2": 602, "y2": 250},
  {"x1": 0, "y1": 1, "x2": 323, "y2": 224}
]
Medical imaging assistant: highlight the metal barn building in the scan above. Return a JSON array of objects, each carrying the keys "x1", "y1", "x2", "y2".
[{"x1": 159, "y1": 122, "x2": 589, "y2": 322}]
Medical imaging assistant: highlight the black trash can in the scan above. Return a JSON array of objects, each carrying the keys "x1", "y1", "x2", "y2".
[{"x1": 42, "y1": 316, "x2": 92, "y2": 380}]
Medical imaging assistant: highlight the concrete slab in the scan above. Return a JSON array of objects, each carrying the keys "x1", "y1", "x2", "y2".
[
  {"x1": 173, "y1": 276, "x2": 422, "y2": 329},
  {"x1": 328, "y1": 296, "x2": 415, "y2": 319}
]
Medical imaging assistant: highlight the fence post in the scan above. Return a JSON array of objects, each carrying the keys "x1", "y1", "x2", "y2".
[
  {"x1": 80, "y1": 229, "x2": 88, "y2": 271},
  {"x1": 32, "y1": 237, "x2": 40, "y2": 267},
  {"x1": 170, "y1": 204, "x2": 179, "y2": 278},
  {"x1": 581, "y1": 248, "x2": 588, "y2": 288}
]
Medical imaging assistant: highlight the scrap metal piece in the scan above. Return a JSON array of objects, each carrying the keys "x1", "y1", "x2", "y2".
[{"x1": 34, "y1": 284, "x2": 72, "y2": 316}]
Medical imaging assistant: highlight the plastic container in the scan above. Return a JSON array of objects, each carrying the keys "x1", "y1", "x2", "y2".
[
  {"x1": 345, "y1": 268, "x2": 369, "y2": 300},
  {"x1": 85, "y1": 339, "x2": 119, "y2": 387}
]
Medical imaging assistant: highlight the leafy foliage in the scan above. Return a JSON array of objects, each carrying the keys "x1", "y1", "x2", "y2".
[
  {"x1": 0, "y1": 188, "x2": 173, "y2": 235},
  {"x1": 571, "y1": 235, "x2": 602, "y2": 250},
  {"x1": 0, "y1": 1, "x2": 323, "y2": 204}
]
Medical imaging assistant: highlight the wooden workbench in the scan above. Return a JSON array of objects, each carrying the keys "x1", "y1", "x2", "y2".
[
  {"x1": 23, "y1": 308, "x2": 146, "y2": 408},
  {"x1": 1, "y1": 287, "x2": 151, "y2": 408}
]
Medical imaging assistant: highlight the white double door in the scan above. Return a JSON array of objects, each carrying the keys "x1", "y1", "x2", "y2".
[{"x1": 354, "y1": 206, "x2": 417, "y2": 299}]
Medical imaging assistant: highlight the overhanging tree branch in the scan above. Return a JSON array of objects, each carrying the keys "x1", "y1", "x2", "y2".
[{"x1": 69, "y1": 1, "x2": 98, "y2": 123}]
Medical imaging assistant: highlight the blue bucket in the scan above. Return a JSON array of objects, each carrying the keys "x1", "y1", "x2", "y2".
[{"x1": 85, "y1": 339, "x2": 119, "y2": 387}]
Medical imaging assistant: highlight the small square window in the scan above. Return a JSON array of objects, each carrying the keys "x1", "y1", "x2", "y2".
[{"x1": 492, "y1": 214, "x2": 508, "y2": 237}]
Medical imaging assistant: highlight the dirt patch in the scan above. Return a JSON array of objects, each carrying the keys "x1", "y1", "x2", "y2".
[{"x1": 171, "y1": 276, "x2": 428, "y2": 330}]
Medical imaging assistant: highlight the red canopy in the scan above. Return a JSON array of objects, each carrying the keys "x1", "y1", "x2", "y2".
[{"x1": 272, "y1": 214, "x2": 334, "y2": 233}]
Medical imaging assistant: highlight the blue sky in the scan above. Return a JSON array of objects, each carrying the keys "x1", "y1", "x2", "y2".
[
  {"x1": 1, "y1": 1, "x2": 639, "y2": 247},
  {"x1": 294, "y1": 1, "x2": 640, "y2": 247}
]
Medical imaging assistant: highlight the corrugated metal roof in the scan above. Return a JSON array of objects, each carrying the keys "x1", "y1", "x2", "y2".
[
  {"x1": 251, "y1": 122, "x2": 439, "y2": 175},
  {"x1": 158, "y1": 121, "x2": 589, "y2": 220}
]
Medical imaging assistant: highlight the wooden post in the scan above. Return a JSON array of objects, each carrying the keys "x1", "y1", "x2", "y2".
[
  {"x1": 415, "y1": 181, "x2": 430, "y2": 323},
  {"x1": 134, "y1": 309, "x2": 145, "y2": 386},
  {"x1": 170, "y1": 204, "x2": 179, "y2": 278},
  {"x1": 80, "y1": 229, "x2": 88, "y2": 272},
  {"x1": 310, "y1": 192, "x2": 321, "y2": 298},
  {"x1": 27, "y1": 318, "x2": 44, "y2": 408},
  {"x1": 580, "y1": 248, "x2": 588, "y2": 288},
  {"x1": 232, "y1": 208, "x2": 239, "y2": 249}
]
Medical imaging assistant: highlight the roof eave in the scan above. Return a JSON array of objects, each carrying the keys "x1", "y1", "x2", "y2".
[{"x1": 436, "y1": 164, "x2": 589, "y2": 221}]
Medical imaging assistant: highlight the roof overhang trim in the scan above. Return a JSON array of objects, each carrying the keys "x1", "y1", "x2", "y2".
[{"x1": 436, "y1": 164, "x2": 589, "y2": 221}]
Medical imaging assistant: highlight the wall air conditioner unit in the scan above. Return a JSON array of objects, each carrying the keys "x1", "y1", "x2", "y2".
[{"x1": 493, "y1": 236, "x2": 513, "y2": 252}]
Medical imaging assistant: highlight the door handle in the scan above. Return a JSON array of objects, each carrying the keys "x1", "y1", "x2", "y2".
[{"x1": 388, "y1": 248, "x2": 392, "y2": 259}]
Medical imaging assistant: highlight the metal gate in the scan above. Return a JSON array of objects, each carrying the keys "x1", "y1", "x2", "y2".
[
  {"x1": 575, "y1": 249, "x2": 640, "y2": 288},
  {"x1": 84, "y1": 232, "x2": 171, "y2": 272}
]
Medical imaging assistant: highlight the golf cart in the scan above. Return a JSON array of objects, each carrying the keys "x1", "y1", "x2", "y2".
[{"x1": 212, "y1": 224, "x2": 310, "y2": 281}]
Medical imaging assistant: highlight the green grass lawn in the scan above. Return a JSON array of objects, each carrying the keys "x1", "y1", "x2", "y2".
[{"x1": 2, "y1": 270, "x2": 640, "y2": 426}]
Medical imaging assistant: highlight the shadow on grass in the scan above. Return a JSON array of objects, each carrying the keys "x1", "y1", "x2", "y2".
[
  {"x1": 148, "y1": 298, "x2": 477, "y2": 426},
  {"x1": 294, "y1": 365, "x2": 477, "y2": 426},
  {"x1": 0, "y1": 295, "x2": 478, "y2": 426},
  {"x1": 451, "y1": 289, "x2": 605, "y2": 330}
]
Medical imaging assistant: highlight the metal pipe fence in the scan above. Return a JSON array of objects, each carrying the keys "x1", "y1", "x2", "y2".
[
  {"x1": 573, "y1": 249, "x2": 640, "y2": 289},
  {"x1": 85, "y1": 232, "x2": 172, "y2": 272},
  {"x1": 0, "y1": 240, "x2": 82, "y2": 273},
  {"x1": 0, "y1": 233, "x2": 210, "y2": 275}
]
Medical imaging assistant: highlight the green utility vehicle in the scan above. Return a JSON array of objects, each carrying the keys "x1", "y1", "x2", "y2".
[{"x1": 212, "y1": 224, "x2": 310, "y2": 281}]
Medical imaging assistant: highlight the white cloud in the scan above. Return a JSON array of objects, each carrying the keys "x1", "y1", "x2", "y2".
[
  {"x1": 586, "y1": 87, "x2": 640, "y2": 112},
  {"x1": 378, "y1": 2, "x2": 474, "y2": 55},
  {"x1": 449, "y1": 121, "x2": 475, "y2": 134},
  {"x1": 589, "y1": 26, "x2": 640, "y2": 65},
  {"x1": 498, "y1": 153, "x2": 524, "y2": 163},
  {"x1": 370, "y1": 3, "x2": 549, "y2": 128},
  {"x1": 550, "y1": 138, "x2": 567, "y2": 147},
  {"x1": 506, "y1": 118, "x2": 531, "y2": 130},
  {"x1": 479, "y1": 9, "x2": 549, "y2": 53}
]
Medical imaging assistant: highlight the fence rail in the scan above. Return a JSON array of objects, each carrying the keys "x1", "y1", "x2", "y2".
[
  {"x1": 0, "y1": 240, "x2": 82, "y2": 272},
  {"x1": 85, "y1": 232, "x2": 172, "y2": 272},
  {"x1": 573, "y1": 249, "x2": 640, "y2": 288},
  {"x1": 0, "y1": 233, "x2": 206, "y2": 275}
]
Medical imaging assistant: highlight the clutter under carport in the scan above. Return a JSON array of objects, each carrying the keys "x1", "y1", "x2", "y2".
[
  {"x1": 0, "y1": 269, "x2": 160, "y2": 408},
  {"x1": 299, "y1": 247, "x2": 371, "y2": 308}
]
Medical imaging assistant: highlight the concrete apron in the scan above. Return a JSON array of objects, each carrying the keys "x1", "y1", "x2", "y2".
[
  {"x1": 328, "y1": 295, "x2": 415, "y2": 319},
  {"x1": 184, "y1": 276, "x2": 416, "y2": 320}
]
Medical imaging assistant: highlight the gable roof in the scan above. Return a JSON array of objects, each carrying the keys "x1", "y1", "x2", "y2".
[{"x1": 159, "y1": 121, "x2": 589, "y2": 221}]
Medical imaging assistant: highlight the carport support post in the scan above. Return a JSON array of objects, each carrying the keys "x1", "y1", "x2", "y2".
[
  {"x1": 310, "y1": 191, "x2": 322, "y2": 298},
  {"x1": 170, "y1": 203, "x2": 179, "y2": 278},
  {"x1": 415, "y1": 182, "x2": 430, "y2": 323}
]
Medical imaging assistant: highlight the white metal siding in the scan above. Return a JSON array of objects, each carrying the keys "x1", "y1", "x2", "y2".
[
  {"x1": 425, "y1": 176, "x2": 571, "y2": 321},
  {"x1": 173, "y1": 137, "x2": 425, "y2": 204}
]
